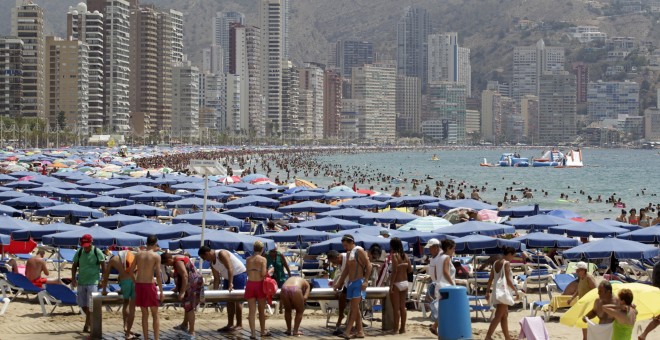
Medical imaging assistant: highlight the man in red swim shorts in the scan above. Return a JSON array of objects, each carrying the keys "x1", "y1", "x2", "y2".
[
  {"x1": 25, "y1": 248, "x2": 64, "y2": 288},
  {"x1": 129, "y1": 236, "x2": 163, "y2": 340}
]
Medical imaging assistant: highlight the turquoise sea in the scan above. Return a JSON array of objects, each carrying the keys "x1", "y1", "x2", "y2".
[{"x1": 312, "y1": 148, "x2": 660, "y2": 220}]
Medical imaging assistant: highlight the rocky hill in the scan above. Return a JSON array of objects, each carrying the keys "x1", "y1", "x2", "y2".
[{"x1": 0, "y1": 0, "x2": 657, "y2": 93}]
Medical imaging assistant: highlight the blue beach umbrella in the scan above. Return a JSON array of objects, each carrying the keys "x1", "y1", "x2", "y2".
[
  {"x1": 0, "y1": 204, "x2": 24, "y2": 217},
  {"x1": 222, "y1": 206, "x2": 284, "y2": 220},
  {"x1": 241, "y1": 174, "x2": 269, "y2": 183},
  {"x1": 78, "y1": 183, "x2": 118, "y2": 193},
  {"x1": 235, "y1": 189, "x2": 282, "y2": 199},
  {"x1": 196, "y1": 185, "x2": 241, "y2": 194},
  {"x1": 386, "y1": 195, "x2": 441, "y2": 208},
  {"x1": 48, "y1": 182, "x2": 81, "y2": 190},
  {"x1": 307, "y1": 232, "x2": 409, "y2": 255},
  {"x1": 42, "y1": 225, "x2": 146, "y2": 247},
  {"x1": 358, "y1": 210, "x2": 419, "y2": 224},
  {"x1": 0, "y1": 174, "x2": 17, "y2": 182},
  {"x1": 422, "y1": 199, "x2": 497, "y2": 211},
  {"x1": 24, "y1": 186, "x2": 66, "y2": 196},
  {"x1": 547, "y1": 209, "x2": 582, "y2": 220},
  {"x1": 322, "y1": 191, "x2": 365, "y2": 200},
  {"x1": 280, "y1": 191, "x2": 325, "y2": 202},
  {"x1": 120, "y1": 178, "x2": 157, "y2": 187},
  {"x1": 452, "y1": 234, "x2": 521, "y2": 253},
  {"x1": 79, "y1": 196, "x2": 135, "y2": 208},
  {"x1": 398, "y1": 216, "x2": 452, "y2": 232},
  {"x1": 504, "y1": 214, "x2": 575, "y2": 231},
  {"x1": 370, "y1": 195, "x2": 392, "y2": 202},
  {"x1": 498, "y1": 204, "x2": 551, "y2": 217},
  {"x1": 548, "y1": 221, "x2": 628, "y2": 238},
  {"x1": 117, "y1": 221, "x2": 202, "y2": 239},
  {"x1": 192, "y1": 189, "x2": 231, "y2": 201},
  {"x1": 0, "y1": 215, "x2": 41, "y2": 234},
  {"x1": 34, "y1": 203, "x2": 104, "y2": 218},
  {"x1": 432, "y1": 221, "x2": 515, "y2": 237},
  {"x1": 173, "y1": 211, "x2": 243, "y2": 227},
  {"x1": 224, "y1": 195, "x2": 280, "y2": 209},
  {"x1": 338, "y1": 197, "x2": 387, "y2": 210},
  {"x1": 55, "y1": 189, "x2": 98, "y2": 199},
  {"x1": 123, "y1": 185, "x2": 162, "y2": 193},
  {"x1": 4, "y1": 195, "x2": 63, "y2": 209},
  {"x1": 107, "y1": 204, "x2": 169, "y2": 217},
  {"x1": 511, "y1": 232, "x2": 580, "y2": 248},
  {"x1": 170, "y1": 182, "x2": 217, "y2": 191},
  {"x1": 82, "y1": 214, "x2": 148, "y2": 229},
  {"x1": 278, "y1": 201, "x2": 337, "y2": 213},
  {"x1": 562, "y1": 237, "x2": 659, "y2": 260},
  {"x1": 4, "y1": 181, "x2": 41, "y2": 189},
  {"x1": 618, "y1": 225, "x2": 660, "y2": 244},
  {"x1": 11, "y1": 222, "x2": 86, "y2": 241},
  {"x1": 316, "y1": 208, "x2": 368, "y2": 221},
  {"x1": 293, "y1": 217, "x2": 361, "y2": 231},
  {"x1": 334, "y1": 225, "x2": 390, "y2": 237},
  {"x1": 0, "y1": 234, "x2": 9, "y2": 245},
  {"x1": 597, "y1": 219, "x2": 641, "y2": 231},
  {"x1": 130, "y1": 192, "x2": 182, "y2": 203},
  {"x1": 169, "y1": 229, "x2": 276, "y2": 252},
  {"x1": 166, "y1": 197, "x2": 223, "y2": 209},
  {"x1": 261, "y1": 227, "x2": 331, "y2": 243},
  {"x1": 228, "y1": 183, "x2": 259, "y2": 191},
  {"x1": 105, "y1": 188, "x2": 145, "y2": 198},
  {"x1": 0, "y1": 191, "x2": 29, "y2": 202},
  {"x1": 388, "y1": 229, "x2": 454, "y2": 244}
]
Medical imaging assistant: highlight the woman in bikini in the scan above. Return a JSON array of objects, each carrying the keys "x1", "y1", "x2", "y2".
[
  {"x1": 245, "y1": 241, "x2": 270, "y2": 339},
  {"x1": 628, "y1": 208, "x2": 639, "y2": 225},
  {"x1": 389, "y1": 237, "x2": 412, "y2": 334},
  {"x1": 280, "y1": 276, "x2": 311, "y2": 337}
]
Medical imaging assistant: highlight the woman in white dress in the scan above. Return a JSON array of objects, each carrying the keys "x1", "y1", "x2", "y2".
[{"x1": 484, "y1": 247, "x2": 518, "y2": 340}]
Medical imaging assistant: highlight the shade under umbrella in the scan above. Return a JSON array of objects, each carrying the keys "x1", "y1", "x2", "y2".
[
  {"x1": 42, "y1": 225, "x2": 146, "y2": 247},
  {"x1": 307, "y1": 231, "x2": 409, "y2": 255}
]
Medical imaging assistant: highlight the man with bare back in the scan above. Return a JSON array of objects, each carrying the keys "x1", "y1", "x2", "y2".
[
  {"x1": 129, "y1": 235, "x2": 163, "y2": 340},
  {"x1": 102, "y1": 249, "x2": 138, "y2": 339},
  {"x1": 333, "y1": 234, "x2": 372, "y2": 339},
  {"x1": 25, "y1": 248, "x2": 64, "y2": 288}
]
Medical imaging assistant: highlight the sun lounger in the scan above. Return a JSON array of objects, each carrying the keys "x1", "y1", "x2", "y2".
[
  {"x1": 0, "y1": 272, "x2": 45, "y2": 301},
  {"x1": 310, "y1": 278, "x2": 339, "y2": 327},
  {"x1": 39, "y1": 284, "x2": 80, "y2": 316}
]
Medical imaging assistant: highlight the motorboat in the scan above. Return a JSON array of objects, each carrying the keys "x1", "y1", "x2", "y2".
[{"x1": 497, "y1": 153, "x2": 529, "y2": 167}]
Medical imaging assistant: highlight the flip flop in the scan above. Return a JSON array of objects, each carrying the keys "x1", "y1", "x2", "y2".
[
  {"x1": 352, "y1": 334, "x2": 365, "y2": 339},
  {"x1": 337, "y1": 334, "x2": 350, "y2": 340},
  {"x1": 261, "y1": 331, "x2": 272, "y2": 337},
  {"x1": 217, "y1": 326, "x2": 234, "y2": 332}
]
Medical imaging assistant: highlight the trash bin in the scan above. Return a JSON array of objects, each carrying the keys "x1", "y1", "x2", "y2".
[{"x1": 438, "y1": 285, "x2": 472, "y2": 339}]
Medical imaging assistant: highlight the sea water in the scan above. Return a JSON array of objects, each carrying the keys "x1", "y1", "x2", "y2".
[{"x1": 312, "y1": 148, "x2": 660, "y2": 220}]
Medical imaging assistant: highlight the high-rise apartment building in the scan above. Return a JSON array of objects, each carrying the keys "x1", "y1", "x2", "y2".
[
  {"x1": 351, "y1": 62, "x2": 397, "y2": 142},
  {"x1": 0, "y1": 37, "x2": 23, "y2": 118},
  {"x1": 87, "y1": 0, "x2": 132, "y2": 133},
  {"x1": 45, "y1": 37, "x2": 90, "y2": 136},
  {"x1": 212, "y1": 11, "x2": 244, "y2": 73},
  {"x1": 323, "y1": 69, "x2": 342, "y2": 139},
  {"x1": 198, "y1": 73, "x2": 224, "y2": 133},
  {"x1": 281, "y1": 60, "x2": 299, "y2": 137},
  {"x1": 422, "y1": 82, "x2": 467, "y2": 143},
  {"x1": 172, "y1": 62, "x2": 200, "y2": 140},
  {"x1": 481, "y1": 89, "x2": 517, "y2": 143},
  {"x1": 427, "y1": 32, "x2": 471, "y2": 96},
  {"x1": 224, "y1": 74, "x2": 241, "y2": 133},
  {"x1": 228, "y1": 24, "x2": 262, "y2": 136},
  {"x1": 68, "y1": 3, "x2": 104, "y2": 132},
  {"x1": 12, "y1": 0, "x2": 45, "y2": 119},
  {"x1": 512, "y1": 39, "x2": 565, "y2": 101},
  {"x1": 335, "y1": 40, "x2": 374, "y2": 78},
  {"x1": 260, "y1": 0, "x2": 285, "y2": 137},
  {"x1": 572, "y1": 62, "x2": 589, "y2": 104},
  {"x1": 397, "y1": 6, "x2": 430, "y2": 88},
  {"x1": 201, "y1": 45, "x2": 222, "y2": 75},
  {"x1": 520, "y1": 95, "x2": 539, "y2": 143},
  {"x1": 539, "y1": 72, "x2": 576, "y2": 144},
  {"x1": 465, "y1": 109, "x2": 480, "y2": 136},
  {"x1": 395, "y1": 75, "x2": 422, "y2": 134},
  {"x1": 587, "y1": 80, "x2": 640, "y2": 122},
  {"x1": 299, "y1": 63, "x2": 324, "y2": 140},
  {"x1": 169, "y1": 9, "x2": 183, "y2": 63}
]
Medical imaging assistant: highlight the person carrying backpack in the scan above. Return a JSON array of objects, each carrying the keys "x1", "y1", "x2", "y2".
[{"x1": 71, "y1": 234, "x2": 106, "y2": 333}]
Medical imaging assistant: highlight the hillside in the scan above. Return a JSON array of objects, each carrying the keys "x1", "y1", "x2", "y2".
[{"x1": 0, "y1": 0, "x2": 657, "y2": 93}]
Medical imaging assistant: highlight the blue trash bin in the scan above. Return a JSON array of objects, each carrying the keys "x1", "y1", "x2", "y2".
[{"x1": 438, "y1": 285, "x2": 472, "y2": 339}]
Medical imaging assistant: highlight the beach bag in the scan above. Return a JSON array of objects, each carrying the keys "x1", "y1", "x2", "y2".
[
  {"x1": 494, "y1": 275, "x2": 514, "y2": 306},
  {"x1": 586, "y1": 319, "x2": 613, "y2": 340},
  {"x1": 263, "y1": 273, "x2": 278, "y2": 304}
]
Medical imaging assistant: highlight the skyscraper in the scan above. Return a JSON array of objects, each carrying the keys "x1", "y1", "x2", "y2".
[
  {"x1": 422, "y1": 82, "x2": 467, "y2": 143},
  {"x1": 351, "y1": 62, "x2": 397, "y2": 142},
  {"x1": 12, "y1": 0, "x2": 45, "y2": 119},
  {"x1": 260, "y1": 0, "x2": 285, "y2": 137},
  {"x1": 427, "y1": 32, "x2": 471, "y2": 96},
  {"x1": 169, "y1": 9, "x2": 184, "y2": 63},
  {"x1": 572, "y1": 62, "x2": 589, "y2": 104},
  {"x1": 323, "y1": 69, "x2": 342, "y2": 139},
  {"x1": 512, "y1": 39, "x2": 565, "y2": 101},
  {"x1": 587, "y1": 80, "x2": 640, "y2": 122},
  {"x1": 198, "y1": 73, "x2": 223, "y2": 133},
  {"x1": 212, "y1": 11, "x2": 244, "y2": 73},
  {"x1": 281, "y1": 60, "x2": 299, "y2": 138},
  {"x1": 397, "y1": 6, "x2": 430, "y2": 87},
  {"x1": 335, "y1": 40, "x2": 374, "y2": 78},
  {"x1": 68, "y1": 3, "x2": 104, "y2": 132},
  {"x1": 172, "y1": 62, "x2": 200, "y2": 141},
  {"x1": 45, "y1": 37, "x2": 90, "y2": 136},
  {"x1": 395, "y1": 75, "x2": 422, "y2": 134},
  {"x1": 228, "y1": 24, "x2": 262, "y2": 136},
  {"x1": 538, "y1": 72, "x2": 576, "y2": 144},
  {"x1": 299, "y1": 63, "x2": 324, "y2": 140},
  {"x1": 520, "y1": 95, "x2": 539, "y2": 143},
  {"x1": 0, "y1": 37, "x2": 23, "y2": 118}
]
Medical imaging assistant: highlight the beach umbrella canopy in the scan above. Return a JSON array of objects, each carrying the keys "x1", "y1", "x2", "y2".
[
  {"x1": 123, "y1": 185, "x2": 162, "y2": 192},
  {"x1": 107, "y1": 204, "x2": 169, "y2": 217},
  {"x1": 198, "y1": 185, "x2": 241, "y2": 194},
  {"x1": 55, "y1": 189, "x2": 98, "y2": 199},
  {"x1": 0, "y1": 174, "x2": 17, "y2": 182},
  {"x1": 223, "y1": 195, "x2": 280, "y2": 209},
  {"x1": 398, "y1": 216, "x2": 453, "y2": 232},
  {"x1": 166, "y1": 197, "x2": 224, "y2": 209},
  {"x1": 511, "y1": 232, "x2": 580, "y2": 248},
  {"x1": 130, "y1": 192, "x2": 182, "y2": 203},
  {"x1": 0, "y1": 204, "x2": 23, "y2": 217},
  {"x1": 117, "y1": 221, "x2": 202, "y2": 239},
  {"x1": 222, "y1": 206, "x2": 284, "y2": 220},
  {"x1": 597, "y1": 218, "x2": 641, "y2": 231},
  {"x1": 498, "y1": 204, "x2": 551, "y2": 217},
  {"x1": 192, "y1": 189, "x2": 231, "y2": 201},
  {"x1": 504, "y1": 214, "x2": 575, "y2": 231},
  {"x1": 334, "y1": 225, "x2": 391, "y2": 237},
  {"x1": 42, "y1": 225, "x2": 146, "y2": 247},
  {"x1": 0, "y1": 234, "x2": 9, "y2": 245},
  {"x1": 548, "y1": 221, "x2": 628, "y2": 238},
  {"x1": 322, "y1": 190, "x2": 365, "y2": 200},
  {"x1": 4, "y1": 195, "x2": 63, "y2": 209},
  {"x1": 261, "y1": 226, "x2": 331, "y2": 243},
  {"x1": 170, "y1": 182, "x2": 216, "y2": 191},
  {"x1": 562, "y1": 237, "x2": 659, "y2": 260},
  {"x1": 452, "y1": 234, "x2": 521, "y2": 253},
  {"x1": 386, "y1": 195, "x2": 441, "y2": 208},
  {"x1": 34, "y1": 204, "x2": 104, "y2": 218},
  {"x1": 4, "y1": 180, "x2": 41, "y2": 189},
  {"x1": 293, "y1": 216, "x2": 361, "y2": 231},
  {"x1": 48, "y1": 182, "x2": 81, "y2": 190},
  {"x1": 0, "y1": 215, "x2": 41, "y2": 234},
  {"x1": 235, "y1": 189, "x2": 282, "y2": 199},
  {"x1": 241, "y1": 174, "x2": 269, "y2": 183},
  {"x1": 119, "y1": 178, "x2": 157, "y2": 187},
  {"x1": 173, "y1": 211, "x2": 243, "y2": 227},
  {"x1": 432, "y1": 220, "x2": 515, "y2": 237},
  {"x1": 338, "y1": 197, "x2": 387, "y2": 210},
  {"x1": 228, "y1": 183, "x2": 259, "y2": 191},
  {"x1": 82, "y1": 213, "x2": 147, "y2": 229},
  {"x1": 11, "y1": 222, "x2": 86, "y2": 241},
  {"x1": 307, "y1": 231, "x2": 409, "y2": 255},
  {"x1": 619, "y1": 225, "x2": 660, "y2": 244},
  {"x1": 78, "y1": 196, "x2": 135, "y2": 208},
  {"x1": 560, "y1": 283, "x2": 660, "y2": 329},
  {"x1": 280, "y1": 191, "x2": 325, "y2": 202},
  {"x1": 24, "y1": 186, "x2": 66, "y2": 196},
  {"x1": 278, "y1": 201, "x2": 337, "y2": 213},
  {"x1": 358, "y1": 210, "x2": 419, "y2": 224},
  {"x1": 328, "y1": 185, "x2": 354, "y2": 193},
  {"x1": 422, "y1": 199, "x2": 497, "y2": 211},
  {"x1": 388, "y1": 229, "x2": 455, "y2": 244},
  {"x1": 105, "y1": 188, "x2": 145, "y2": 198},
  {"x1": 169, "y1": 229, "x2": 275, "y2": 252},
  {"x1": 0, "y1": 191, "x2": 29, "y2": 202},
  {"x1": 317, "y1": 207, "x2": 368, "y2": 221},
  {"x1": 547, "y1": 209, "x2": 585, "y2": 221},
  {"x1": 78, "y1": 183, "x2": 118, "y2": 193}
]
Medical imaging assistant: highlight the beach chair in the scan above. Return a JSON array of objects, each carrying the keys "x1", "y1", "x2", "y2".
[
  {"x1": 520, "y1": 269, "x2": 553, "y2": 294},
  {"x1": 468, "y1": 295, "x2": 493, "y2": 321},
  {"x1": 470, "y1": 271, "x2": 491, "y2": 295},
  {"x1": 39, "y1": 284, "x2": 80, "y2": 316},
  {"x1": 0, "y1": 272, "x2": 45, "y2": 301},
  {"x1": 310, "y1": 278, "x2": 339, "y2": 327},
  {"x1": 0, "y1": 296, "x2": 8, "y2": 316},
  {"x1": 547, "y1": 274, "x2": 575, "y2": 295}
]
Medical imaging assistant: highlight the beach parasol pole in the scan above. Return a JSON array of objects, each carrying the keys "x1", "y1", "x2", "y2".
[{"x1": 200, "y1": 174, "x2": 209, "y2": 247}]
